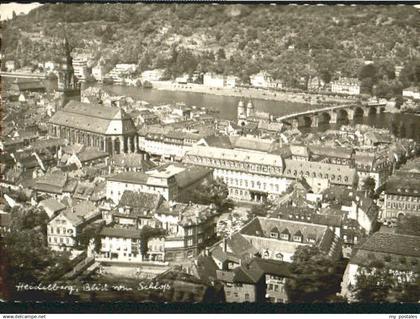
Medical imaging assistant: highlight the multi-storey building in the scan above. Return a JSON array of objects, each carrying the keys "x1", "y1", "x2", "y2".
[
  {"x1": 382, "y1": 175, "x2": 420, "y2": 220},
  {"x1": 184, "y1": 145, "x2": 288, "y2": 202},
  {"x1": 47, "y1": 201, "x2": 100, "y2": 251},
  {"x1": 72, "y1": 54, "x2": 89, "y2": 81},
  {"x1": 48, "y1": 100, "x2": 138, "y2": 154},
  {"x1": 282, "y1": 159, "x2": 357, "y2": 191},
  {"x1": 309, "y1": 146, "x2": 354, "y2": 166},
  {"x1": 154, "y1": 201, "x2": 218, "y2": 261},
  {"x1": 250, "y1": 71, "x2": 283, "y2": 89},
  {"x1": 106, "y1": 163, "x2": 213, "y2": 203},
  {"x1": 138, "y1": 126, "x2": 206, "y2": 161},
  {"x1": 239, "y1": 216, "x2": 342, "y2": 262},
  {"x1": 98, "y1": 226, "x2": 145, "y2": 262},
  {"x1": 402, "y1": 86, "x2": 420, "y2": 100},
  {"x1": 354, "y1": 151, "x2": 393, "y2": 190},
  {"x1": 106, "y1": 64, "x2": 137, "y2": 84},
  {"x1": 203, "y1": 72, "x2": 238, "y2": 88},
  {"x1": 340, "y1": 232, "x2": 420, "y2": 301},
  {"x1": 331, "y1": 77, "x2": 361, "y2": 95}
]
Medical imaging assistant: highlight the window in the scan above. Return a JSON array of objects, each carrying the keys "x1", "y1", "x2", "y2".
[
  {"x1": 293, "y1": 236, "x2": 302, "y2": 242},
  {"x1": 245, "y1": 293, "x2": 250, "y2": 301},
  {"x1": 280, "y1": 234, "x2": 289, "y2": 240},
  {"x1": 275, "y1": 253, "x2": 283, "y2": 261},
  {"x1": 270, "y1": 232, "x2": 278, "y2": 239}
]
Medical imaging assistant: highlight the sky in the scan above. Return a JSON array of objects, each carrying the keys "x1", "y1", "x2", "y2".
[{"x1": 0, "y1": 3, "x2": 42, "y2": 21}]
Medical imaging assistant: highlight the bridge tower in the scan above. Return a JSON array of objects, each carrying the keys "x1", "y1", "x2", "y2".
[
  {"x1": 246, "y1": 100, "x2": 255, "y2": 118},
  {"x1": 237, "y1": 100, "x2": 247, "y2": 126}
]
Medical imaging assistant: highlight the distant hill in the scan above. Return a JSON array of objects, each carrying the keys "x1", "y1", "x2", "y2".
[{"x1": 1, "y1": 3, "x2": 419, "y2": 90}]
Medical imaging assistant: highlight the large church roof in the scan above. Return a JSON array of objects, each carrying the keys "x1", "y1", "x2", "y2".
[{"x1": 49, "y1": 101, "x2": 137, "y2": 135}]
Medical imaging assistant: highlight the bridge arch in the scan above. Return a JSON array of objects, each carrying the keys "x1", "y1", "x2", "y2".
[
  {"x1": 302, "y1": 116, "x2": 312, "y2": 127},
  {"x1": 353, "y1": 106, "x2": 365, "y2": 118},
  {"x1": 336, "y1": 109, "x2": 349, "y2": 122},
  {"x1": 318, "y1": 112, "x2": 331, "y2": 125},
  {"x1": 367, "y1": 106, "x2": 378, "y2": 116}
]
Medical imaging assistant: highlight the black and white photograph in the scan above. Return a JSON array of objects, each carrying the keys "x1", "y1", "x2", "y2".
[{"x1": 0, "y1": 1, "x2": 419, "y2": 314}]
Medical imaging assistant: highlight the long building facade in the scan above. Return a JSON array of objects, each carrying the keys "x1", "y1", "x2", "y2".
[
  {"x1": 184, "y1": 145, "x2": 357, "y2": 202},
  {"x1": 48, "y1": 101, "x2": 138, "y2": 154},
  {"x1": 184, "y1": 145, "x2": 289, "y2": 202}
]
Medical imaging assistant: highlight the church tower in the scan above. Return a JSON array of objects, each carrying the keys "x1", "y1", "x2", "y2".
[{"x1": 57, "y1": 36, "x2": 81, "y2": 110}]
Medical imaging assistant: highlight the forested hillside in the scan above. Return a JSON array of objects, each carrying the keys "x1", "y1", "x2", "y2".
[{"x1": 1, "y1": 3, "x2": 419, "y2": 90}]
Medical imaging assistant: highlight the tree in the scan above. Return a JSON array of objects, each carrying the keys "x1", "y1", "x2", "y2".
[
  {"x1": 285, "y1": 246, "x2": 345, "y2": 303},
  {"x1": 78, "y1": 222, "x2": 104, "y2": 251},
  {"x1": 352, "y1": 262, "x2": 419, "y2": 303},
  {"x1": 352, "y1": 263, "x2": 395, "y2": 302},
  {"x1": 183, "y1": 178, "x2": 234, "y2": 214},
  {"x1": 362, "y1": 176, "x2": 376, "y2": 197},
  {"x1": 250, "y1": 203, "x2": 269, "y2": 217}
]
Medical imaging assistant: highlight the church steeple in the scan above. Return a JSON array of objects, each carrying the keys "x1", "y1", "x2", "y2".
[{"x1": 57, "y1": 33, "x2": 81, "y2": 110}]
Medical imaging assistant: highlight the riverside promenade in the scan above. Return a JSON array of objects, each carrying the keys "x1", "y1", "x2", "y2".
[{"x1": 151, "y1": 80, "x2": 357, "y2": 105}]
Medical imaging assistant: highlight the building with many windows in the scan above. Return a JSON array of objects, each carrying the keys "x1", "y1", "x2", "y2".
[
  {"x1": 239, "y1": 216, "x2": 342, "y2": 262},
  {"x1": 106, "y1": 163, "x2": 213, "y2": 203},
  {"x1": 154, "y1": 201, "x2": 218, "y2": 261},
  {"x1": 382, "y1": 174, "x2": 420, "y2": 220},
  {"x1": 48, "y1": 100, "x2": 138, "y2": 154},
  {"x1": 184, "y1": 145, "x2": 288, "y2": 202},
  {"x1": 331, "y1": 77, "x2": 361, "y2": 95},
  {"x1": 47, "y1": 201, "x2": 100, "y2": 251}
]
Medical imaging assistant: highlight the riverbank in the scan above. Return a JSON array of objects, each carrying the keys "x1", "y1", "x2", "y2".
[{"x1": 150, "y1": 80, "x2": 356, "y2": 105}]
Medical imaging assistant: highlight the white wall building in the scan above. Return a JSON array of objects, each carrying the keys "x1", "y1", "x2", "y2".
[
  {"x1": 331, "y1": 77, "x2": 361, "y2": 95},
  {"x1": 203, "y1": 73, "x2": 238, "y2": 88},
  {"x1": 250, "y1": 71, "x2": 283, "y2": 89},
  {"x1": 402, "y1": 87, "x2": 420, "y2": 100},
  {"x1": 141, "y1": 69, "x2": 165, "y2": 82},
  {"x1": 184, "y1": 145, "x2": 290, "y2": 202}
]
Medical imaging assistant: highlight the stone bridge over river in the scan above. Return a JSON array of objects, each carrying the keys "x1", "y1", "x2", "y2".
[{"x1": 277, "y1": 102, "x2": 387, "y2": 128}]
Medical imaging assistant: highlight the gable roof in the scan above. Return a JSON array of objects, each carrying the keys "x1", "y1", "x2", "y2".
[
  {"x1": 358, "y1": 232, "x2": 420, "y2": 258},
  {"x1": 111, "y1": 153, "x2": 156, "y2": 170},
  {"x1": 240, "y1": 217, "x2": 334, "y2": 253},
  {"x1": 99, "y1": 226, "x2": 142, "y2": 239},
  {"x1": 49, "y1": 100, "x2": 137, "y2": 135},
  {"x1": 39, "y1": 198, "x2": 66, "y2": 213},
  {"x1": 119, "y1": 190, "x2": 162, "y2": 213},
  {"x1": 201, "y1": 135, "x2": 233, "y2": 149}
]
